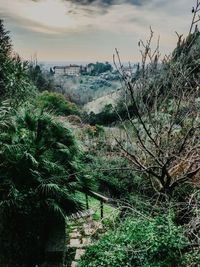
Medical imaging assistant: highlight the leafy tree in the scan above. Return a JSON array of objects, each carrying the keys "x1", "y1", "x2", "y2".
[
  {"x1": 0, "y1": 107, "x2": 90, "y2": 265},
  {"x1": 35, "y1": 91, "x2": 79, "y2": 116},
  {"x1": 28, "y1": 63, "x2": 55, "y2": 91},
  {"x1": 87, "y1": 62, "x2": 112, "y2": 76},
  {"x1": 0, "y1": 19, "x2": 12, "y2": 56},
  {"x1": 0, "y1": 20, "x2": 36, "y2": 104}
]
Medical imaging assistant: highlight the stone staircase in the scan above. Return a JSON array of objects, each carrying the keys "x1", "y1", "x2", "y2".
[{"x1": 67, "y1": 209, "x2": 104, "y2": 267}]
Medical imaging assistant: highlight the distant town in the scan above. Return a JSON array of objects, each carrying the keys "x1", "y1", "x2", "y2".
[
  {"x1": 53, "y1": 64, "x2": 85, "y2": 76},
  {"x1": 51, "y1": 62, "x2": 136, "y2": 77},
  {"x1": 52, "y1": 62, "x2": 112, "y2": 77}
]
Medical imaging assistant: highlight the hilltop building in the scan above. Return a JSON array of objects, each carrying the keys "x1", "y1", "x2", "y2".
[{"x1": 53, "y1": 64, "x2": 82, "y2": 76}]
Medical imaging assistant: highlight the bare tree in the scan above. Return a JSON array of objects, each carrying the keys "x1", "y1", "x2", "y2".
[
  {"x1": 113, "y1": 23, "x2": 200, "y2": 196},
  {"x1": 189, "y1": 0, "x2": 200, "y2": 35}
]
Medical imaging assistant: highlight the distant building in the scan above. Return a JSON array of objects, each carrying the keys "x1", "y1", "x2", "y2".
[{"x1": 53, "y1": 64, "x2": 82, "y2": 76}]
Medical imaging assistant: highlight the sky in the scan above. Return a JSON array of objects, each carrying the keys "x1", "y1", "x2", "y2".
[{"x1": 0, "y1": 0, "x2": 195, "y2": 63}]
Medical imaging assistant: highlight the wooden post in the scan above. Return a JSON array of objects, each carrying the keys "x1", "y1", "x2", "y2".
[
  {"x1": 85, "y1": 194, "x2": 89, "y2": 209},
  {"x1": 100, "y1": 201, "x2": 103, "y2": 219}
]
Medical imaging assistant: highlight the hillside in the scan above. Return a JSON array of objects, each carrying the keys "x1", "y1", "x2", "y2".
[
  {"x1": 83, "y1": 89, "x2": 121, "y2": 114},
  {"x1": 1, "y1": 3, "x2": 200, "y2": 267}
]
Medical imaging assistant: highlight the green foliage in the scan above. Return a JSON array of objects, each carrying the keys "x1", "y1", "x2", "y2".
[
  {"x1": 0, "y1": 20, "x2": 36, "y2": 104},
  {"x1": 183, "y1": 249, "x2": 200, "y2": 266},
  {"x1": 89, "y1": 104, "x2": 117, "y2": 125},
  {"x1": 0, "y1": 100, "x2": 11, "y2": 130},
  {"x1": 35, "y1": 91, "x2": 79, "y2": 116},
  {"x1": 85, "y1": 62, "x2": 112, "y2": 76},
  {"x1": 84, "y1": 124, "x2": 105, "y2": 138},
  {"x1": 84, "y1": 154, "x2": 137, "y2": 198},
  {"x1": 0, "y1": 19, "x2": 12, "y2": 56},
  {"x1": 0, "y1": 107, "x2": 90, "y2": 265},
  {"x1": 78, "y1": 214, "x2": 188, "y2": 267},
  {"x1": 88, "y1": 101, "x2": 138, "y2": 126},
  {"x1": 28, "y1": 63, "x2": 54, "y2": 91}
]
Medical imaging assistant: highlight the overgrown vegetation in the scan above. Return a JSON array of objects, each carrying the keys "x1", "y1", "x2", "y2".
[
  {"x1": 78, "y1": 214, "x2": 188, "y2": 267},
  {"x1": 1, "y1": 2, "x2": 200, "y2": 266},
  {"x1": 0, "y1": 20, "x2": 91, "y2": 266},
  {"x1": 78, "y1": 2, "x2": 200, "y2": 266}
]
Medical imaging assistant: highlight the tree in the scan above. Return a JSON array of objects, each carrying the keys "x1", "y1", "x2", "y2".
[
  {"x1": 0, "y1": 107, "x2": 90, "y2": 265},
  {"x1": 0, "y1": 20, "x2": 36, "y2": 104},
  {"x1": 114, "y1": 28, "x2": 200, "y2": 197},
  {"x1": 0, "y1": 19, "x2": 12, "y2": 56},
  {"x1": 87, "y1": 62, "x2": 113, "y2": 76},
  {"x1": 28, "y1": 63, "x2": 55, "y2": 91},
  {"x1": 35, "y1": 91, "x2": 79, "y2": 115}
]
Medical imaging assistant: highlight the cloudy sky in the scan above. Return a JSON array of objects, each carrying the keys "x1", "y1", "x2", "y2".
[{"x1": 0, "y1": 0, "x2": 194, "y2": 62}]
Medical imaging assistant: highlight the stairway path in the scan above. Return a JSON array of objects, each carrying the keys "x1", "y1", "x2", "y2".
[{"x1": 67, "y1": 209, "x2": 105, "y2": 267}]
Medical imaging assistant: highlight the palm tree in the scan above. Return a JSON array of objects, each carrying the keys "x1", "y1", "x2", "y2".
[
  {"x1": 0, "y1": 106, "x2": 90, "y2": 264},
  {"x1": 0, "y1": 100, "x2": 11, "y2": 130}
]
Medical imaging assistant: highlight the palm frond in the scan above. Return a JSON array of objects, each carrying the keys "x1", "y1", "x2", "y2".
[
  {"x1": 44, "y1": 199, "x2": 65, "y2": 219},
  {"x1": 37, "y1": 183, "x2": 62, "y2": 197}
]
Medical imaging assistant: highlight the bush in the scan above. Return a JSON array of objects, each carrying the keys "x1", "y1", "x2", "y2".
[
  {"x1": 89, "y1": 104, "x2": 117, "y2": 126},
  {"x1": 36, "y1": 91, "x2": 79, "y2": 116},
  {"x1": 78, "y1": 214, "x2": 188, "y2": 267}
]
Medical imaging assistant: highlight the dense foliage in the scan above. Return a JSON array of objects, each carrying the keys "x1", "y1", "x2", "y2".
[
  {"x1": 35, "y1": 91, "x2": 79, "y2": 115},
  {"x1": 1, "y1": 8, "x2": 200, "y2": 266},
  {"x1": 78, "y1": 214, "x2": 187, "y2": 267},
  {"x1": 83, "y1": 62, "x2": 113, "y2": 76},
  {"x1": 0, "y1": 107, "x2": 88, "y2": 264},
  {"x1": 0, "y1": 20, "x2": 91, "y2": 266},
  {"x1": 28, "y1": 63, "x2": 54, "y2": 92},
  {"x1": 0, "y1": 20, "x2": 36, "y2": 104}
]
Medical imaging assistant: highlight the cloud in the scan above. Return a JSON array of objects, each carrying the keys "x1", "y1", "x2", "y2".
[
  {"x1": 31, "y1": 0, "x2": 148, "y2": 7},
  {"x1": 0, "y1": 0, "x2": 194, "y2": 61},
  {"x1": 0, "y1": 0, "x2": 144, "y2": 35},
  {"x1": 70, "y1": 0, "x2": 147, "y2": 6},
  {"x1": 0, "y1": 0, "x2": 192, "y2": 36}
]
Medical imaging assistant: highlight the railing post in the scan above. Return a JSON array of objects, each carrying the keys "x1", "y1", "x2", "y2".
[{"x1": 100, "y1": 201, "x2": 103, "y2": 219}]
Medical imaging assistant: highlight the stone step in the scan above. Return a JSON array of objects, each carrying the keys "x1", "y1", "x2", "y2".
[
  {"x1": 69, "y1": 238, "x2": 81, "y2": 247},
  {"x1": 68, "y1": 237, "x2": 92, "y2": 248},
  {"x1": 70, "y1": 209, "x2": 95, "y2": 220},
  {"x1": 74, "y1": 249, "x2": 86, "y2": 260},
  {"x1": 68, "y1": 211, "x2": 106, "y2": 267},
  {"x1": 84, "y1": 226, "x2": 95, "y2": 236},
  {"x1": 71, "y1": 261, "x2": 78, "y2": 267},
  {"x1": 82, "y1": 237, "x2": 91, "y2": 246},
  {"x1": 69, "y1": 232, "x2": 82, "y2": 239}
]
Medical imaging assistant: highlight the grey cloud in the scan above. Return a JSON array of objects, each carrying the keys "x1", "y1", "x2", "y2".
[
  {"x1": 31, "y1": 0, "x2": 148, "y2": 7},
  {"x1": 28, "y1": 0, "x2": 149, "y2": 18},
  {"x1": 68, "y1": 0, "x2": 148, "y2": 7}
]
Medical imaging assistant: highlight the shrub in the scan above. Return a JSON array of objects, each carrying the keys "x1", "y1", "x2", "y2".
[
  {"x1": 36, "y1": 91, "x2": 79, "y2": 116},
  {"x1": 78, "y1": 214, "x2": 188, "y2": 267}
]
